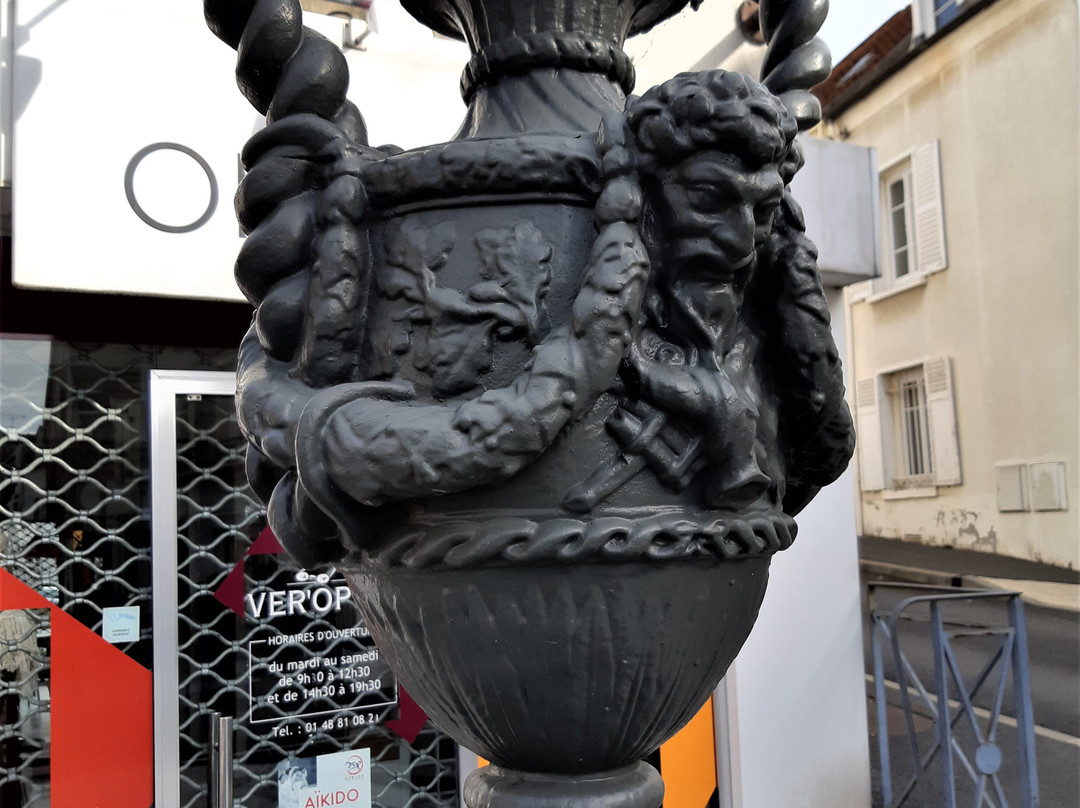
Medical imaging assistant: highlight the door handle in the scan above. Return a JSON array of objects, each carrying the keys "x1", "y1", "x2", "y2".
[{"x1": 208, "y1": 711, "x2": 233, "y2": 808}]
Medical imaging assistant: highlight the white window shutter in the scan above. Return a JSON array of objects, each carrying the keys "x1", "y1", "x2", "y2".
[
  {"x1": 911, "y1": 140, "x2": 947, "y2": 273},
  {"x1": 856, "y1": 377, "x2": 885, "y2": 491},
  {"x1": 925, "y1": 357, "x2": 962, "y2": 485},
  {"x1": 910, "y1": 0, "x2": 929, "y2": 39}
]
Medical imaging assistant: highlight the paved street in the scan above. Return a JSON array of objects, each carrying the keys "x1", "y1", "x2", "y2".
[{"x1": 861, "y1": 573, "x2": 1080, "y2": 807}]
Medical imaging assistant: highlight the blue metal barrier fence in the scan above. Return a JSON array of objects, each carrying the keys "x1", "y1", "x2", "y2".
[{"x1": 868, "y1": 582, "x2": 1039, "y2": 808}]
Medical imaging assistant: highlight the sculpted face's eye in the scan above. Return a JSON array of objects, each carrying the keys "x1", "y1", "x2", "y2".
[
  {"x1": 684, "y1": 183, "x2": 728, "y2": 210},
  {"x1": 754, "y1": 194, "x2": 783, "y2": 239}
]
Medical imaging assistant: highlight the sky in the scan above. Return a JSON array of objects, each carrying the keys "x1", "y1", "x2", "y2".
[{"x1": 818, "y1": 0, "x2": 911, "y2": 61}]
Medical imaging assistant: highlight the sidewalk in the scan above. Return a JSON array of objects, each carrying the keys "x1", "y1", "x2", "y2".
[{"x1": 859, "y1": 535, "x2": 1080, "y2": 612}]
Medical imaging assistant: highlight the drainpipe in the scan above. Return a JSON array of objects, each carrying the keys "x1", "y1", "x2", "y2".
[{"x1": 1, "y1": 0, "x2": 13, "y2": 236}]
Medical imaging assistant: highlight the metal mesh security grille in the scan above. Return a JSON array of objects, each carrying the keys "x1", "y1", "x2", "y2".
[
  {"x1": 0, "y1": 341, "x2": 235, "y2": 649},
  {"x1": 174, "y1": 393, "x2": 459, "y2": 808},
  {"x1": 0, "y1": 341, "x2": 458, "y2": 807},
  {"x1": 0, "y1": 607, "x2": 49, "y2": 808},
  {"x1": 0, "y1": 341, "x2": 234, "y2": 805}
]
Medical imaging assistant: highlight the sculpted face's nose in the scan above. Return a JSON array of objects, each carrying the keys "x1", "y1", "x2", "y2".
[{"x1": 709, "y1": 204, "x2": 757, "y2": 270}]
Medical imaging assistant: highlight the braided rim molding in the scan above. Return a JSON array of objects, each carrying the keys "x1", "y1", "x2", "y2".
[
  {"x1": 360, "y1": 134, "x2": 604, "y2": 210},
  {"x1": 370, "y1": 508, "x2": 797, "y2": 569},
  {"x1": 460, "y1": 32, "x2": 637, "y2": 104}
]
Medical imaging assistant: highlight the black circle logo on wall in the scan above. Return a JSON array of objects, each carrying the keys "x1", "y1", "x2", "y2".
[{"x1": 124, "y1": 143, "x2": 218, "y2": 234}]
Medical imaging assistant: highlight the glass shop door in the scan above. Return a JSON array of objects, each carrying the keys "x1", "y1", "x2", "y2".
[{"x1": 149, "y1": 371, "x2": 462, "y2": 808}]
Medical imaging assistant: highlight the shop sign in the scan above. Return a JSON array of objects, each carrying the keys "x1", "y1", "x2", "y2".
[
  {"x1": 242, "y1": 568, "x2": 399, "y2": 748},
  {"x1": 277, "y1": 748, "x2": 372, "y2": 808}
]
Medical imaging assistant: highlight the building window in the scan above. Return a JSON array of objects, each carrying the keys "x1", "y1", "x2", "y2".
[
  {"x1": 878, "y1": 141, "x2": 947, "y2": 289},
  {"x1": 934, "y1": 0, "x2": 961, "y2": 28},
  {"x1": 887, "y1": 367, "x2": 932, "y2": 485},
  {"x1": 913, "y1": 0, "x2": 966, "y2": 38},
  {"x1": 883, "y1": 165, "x2": 913, "y2": 280},
  {"x1": 856, "y1": 358, "x2": 962, "y2": 494}
]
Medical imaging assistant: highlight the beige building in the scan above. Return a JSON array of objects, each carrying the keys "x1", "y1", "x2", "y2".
[{"x1": 815, "y1": 0, "x2": 1079, "y2": 568}]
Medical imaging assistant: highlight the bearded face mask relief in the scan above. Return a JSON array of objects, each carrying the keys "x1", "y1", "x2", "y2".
[{"x1": 207, "y1": 0, "x2": 852, "y2": 803}]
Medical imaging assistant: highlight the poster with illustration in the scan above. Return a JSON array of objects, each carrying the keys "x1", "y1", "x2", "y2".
[{"x1": 277, "y1": 748, "x2": 371, "y2": 808}]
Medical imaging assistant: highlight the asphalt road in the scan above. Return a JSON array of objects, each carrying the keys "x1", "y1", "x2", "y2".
[{"x1": 863, "y1": 583, "x2": 1079, "y2": 807}]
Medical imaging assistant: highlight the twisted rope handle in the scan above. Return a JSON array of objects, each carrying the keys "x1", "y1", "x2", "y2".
[
  {"x1": 205, "y1": 0, "x2": 388, "y2": 566},
  {"x1": 205, "y1": 0, "x2": 379, "y2": 388},
  {"x1": 758, "y1": 0, "x2": 831, "y2": 130},
  {"x1": 751, "y1": 2, "x2": 854, "y2": 512},
  {"x1": 204, "y1": 0, "x2": 367, "y2": 141}
]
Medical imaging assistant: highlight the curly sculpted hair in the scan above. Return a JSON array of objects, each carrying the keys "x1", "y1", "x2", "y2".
[{"x1": 626, "y1": 70, "x2": 800, "y2": 180}]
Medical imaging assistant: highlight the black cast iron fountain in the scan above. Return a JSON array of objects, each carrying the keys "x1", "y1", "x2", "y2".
[{"x1": 203, "y1": 0, "x2": 851, "y2": 805}]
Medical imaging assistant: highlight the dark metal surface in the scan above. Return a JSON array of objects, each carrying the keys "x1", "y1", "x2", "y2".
[{"x1": 205, "y1": 0, "x2": 850, "y2": 803}]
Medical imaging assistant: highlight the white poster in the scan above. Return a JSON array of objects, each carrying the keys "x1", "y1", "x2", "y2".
[
  {"x1": 278, "y1": 748, "x2": 371, "y2": 808},
  {"x1": 101, "y1": 606, "x2": 140, "y2": 643}
]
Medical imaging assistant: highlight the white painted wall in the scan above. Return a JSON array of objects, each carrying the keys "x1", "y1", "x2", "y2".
[
  {"x1": 626, "y1": 0, "x2": 764, "y2": 89},
  {"x1": 836, "y1": 0, "x2": 1079, "y2": 569},
  {"x1": 12, "y1": 0, "x2": 259, "y2": 300},
  {"x1": 716, "y1": 289, "x2": 871, "y2": 808},
  {"x1": 1, "y1": 0, "x2": 13, "y2": 188},
  {"x1": 8, "y1": 0, "x2": 467, "y2": 301}
]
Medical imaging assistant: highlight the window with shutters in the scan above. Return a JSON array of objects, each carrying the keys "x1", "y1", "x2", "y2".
[
  {"x1": 886, "y1": 367, "x2": 932, "y2": 486},
  {"x1": 877, "y1": 141, "x2": 947, "y2": 291},
  {"x1": 855, "y1": 358, "x2": 962, "y2": 494},
  {"x1": 882, "y1": 163, "x2": 914, "y2": 281}
]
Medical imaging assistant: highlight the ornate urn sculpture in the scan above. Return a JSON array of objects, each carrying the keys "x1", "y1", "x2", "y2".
[{"x1": 205, "y1": 0, "x2": 852, "y2": 804}]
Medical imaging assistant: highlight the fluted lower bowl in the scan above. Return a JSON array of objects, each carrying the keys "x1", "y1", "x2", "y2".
[{"x1": 343, "y1": 556, "x2": 769, "y2": 773}]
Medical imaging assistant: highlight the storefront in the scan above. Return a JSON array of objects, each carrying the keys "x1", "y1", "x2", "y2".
[{"x1": 0, "y1": 332, "x2": 465, "y2": 808}]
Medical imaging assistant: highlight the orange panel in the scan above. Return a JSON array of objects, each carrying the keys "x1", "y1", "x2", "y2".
[
  {"x1": 0, "y1": 568, "x2": 153, "y2": 808},
  {"x1": 659, "y1": 698, "x2": 717, "y2": 808}
]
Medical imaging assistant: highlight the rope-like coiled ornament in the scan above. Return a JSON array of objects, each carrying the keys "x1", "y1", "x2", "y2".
[
  {"x1": 204, "y1": 0, "x2": 377, "y2": 381},
  {"x1": 205, "y1": 0, "x2": 390, "y2": 566},
  {"x1": 758, "y1": 0, "x2": 831, "y2": 130},
  {"x1": 204, "y1": 0, "x2": 365, "y2": 139},
  {"x1": 752, "y1": 0, "x2": 853, "y2": 513},
  {"x1": 375, "y1": 509, "x2": 797, "y2": 569}
]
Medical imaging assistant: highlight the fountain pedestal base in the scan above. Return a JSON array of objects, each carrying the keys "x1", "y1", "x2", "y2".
[{"x1": 464, "y1": 762, "x2": 665, "y2": 808}]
